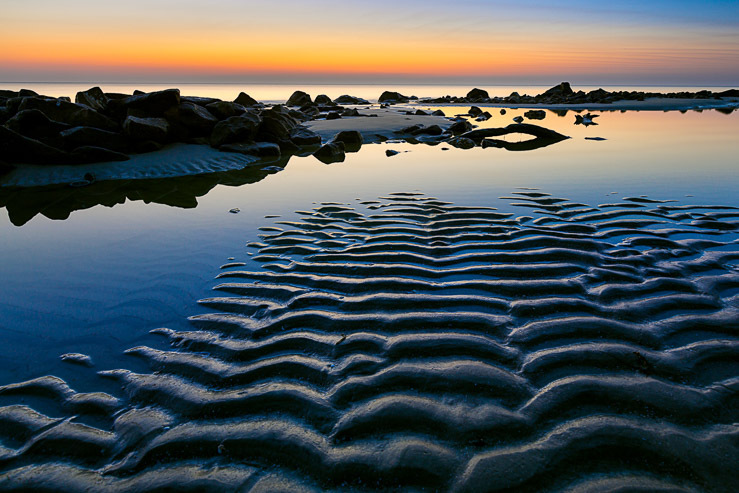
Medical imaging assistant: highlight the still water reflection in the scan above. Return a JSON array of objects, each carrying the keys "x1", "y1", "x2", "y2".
[{"x1": 0, "y1": 107, "x2": 737, "y2": 385}]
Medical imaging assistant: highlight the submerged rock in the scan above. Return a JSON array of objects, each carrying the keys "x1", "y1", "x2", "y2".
[{"x1": 313, "y1": 141, "x2": 346, "y2": 164}]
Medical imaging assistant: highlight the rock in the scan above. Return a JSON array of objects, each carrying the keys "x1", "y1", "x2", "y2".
[
  {"x1": 286, "y1": 91, "x2": 311, "y2": 107},
  {"x1": 165, "y1": 102, "x2": 218, "y2": 136},
  {"x1": 60, "y1": 126, "x2": 128, "y2": 153},
  {"x1": 432, "y1": 109, "x2": 446, "y2": 116},
  {"x1": 116, "y1": 88, "x2": 181, "y2": 116},
  {"x1": 18, "y1": 89, "x2": 39, "y2": 98},
  {"x1": 342, "y1": 108, "x2": 360, "y2": 117},
  {"x1": 326, "y1": 112, "x2": 342, "y2": 120},
  {"x1": 220, "y1": 142, "x2": 281, "y2": 159},
  {"x1": 448, "y1": 120, "x2": 473, "y2": 135},
  {"x1": 209, "y1": 113, "x2": 261, "y2": 147},
  {"x1": 399, "y1": 124, "x2": 424, "y2": 135},
  {"x1": 313, "y1": 141, "x2": 345, "y2": 164},
  {"x1": 206, "y1": 101, "x2": 247, "y2": 120},
  {"x1": 314, "y1": 94, "x2": 333, "y2": 105},
  {"x1": 123, "y1": 116, "x2": 170, "y2": 143},
  {"x1": 500, "y1": 109, "x2": 507, "y2": 115},
  {"x1": 415, "y1": 109, "x2": 428, "y2": 115},
  {"x1": 416, "y1": 125, "x2": 444, "y2": 136},
  {"x1": 0, "y1": 89, "x2": 19, "y2": 99},
  {"x1": 17, "y1": 98, "x2": 118, "y2": 131},
  {"x1": 132, "y1": 140, "x2": 163, "y2": 153},
  {"x1": 448, "y1": 137, "x2": 476, "y2": 149},
  {"x1": 331, "y1": 130, "x2": 363, "y2": 152},
  {"x1": 289, "y1": 126, "x2": 322, "y2": 146},
  {"x1": 513, "y1": 116, "x2": 524, "y2": 123},
  {"x1": 333, "y1": 95, "x2": 370, "y2": 105},
  {"x1": 75, "y1": 87, "x2": 109, "y2": 112},
  {"x1": 717, "y1": 89, "x2": 739, "y2": 97},
  {"x1": 481, "y1": 139, "x2": 500, "y2": 149},
  {"x1": 508, "y1": 92, "x2": 521, "y2": 103},
  {"x1": 0, "y1": 106, "x2": 10, "y2": 125},
  {"x1": 257, "y1": 107, "x2": 299, "y2": 142},
  {"x1": 69, "y1": 146, "x2": 130, "y2": 164},
  {"x1": 5, "y1": 109, "x2": 71, "y2": 142},
  {"x1": 378, "y1": 91, "x2": 410, "y2": 103},
  {"x1": 541, "y1": 82, "x2": 574, "y2": 98},
  {"x1": 181, "y1": 96, "x2": 220, "y2": 106},
  {"x1": 467, "y1": 88, "x2": 489, "y2": 100},
  {"x1": 524, "y1": 109, "x2": 546, "y2": 120},
  {"x1": 0, "y1": 126, "x2": 68, "y2": 164},
  {"x1": 585, "y1": 137, "x2": 607, "y2": 141},
  {"x1": 386, "y1": 149, "x2": 399, "y2": 157},
  {"x1": 234, "y1": 92, "x2": 259, "y2": 107}
]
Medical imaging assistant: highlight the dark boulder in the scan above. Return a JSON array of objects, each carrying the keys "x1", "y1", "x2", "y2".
[
  {"x1": 313, "y1": 141, "x2": 345, "y2": 164},
  {"x1": 205, "y1": 101, "x2": 246, "y2": 120},
  {"x1": 331, "y1": 130, "x2": 363, "y2": 152},
  {"x1": 123, "y1": 116, "x2": 170, "y2": 143},
  {"x1": 415, "y1": 124, "x2": 444, "y2": 136},
  {"x1": 0, "y1": 106, "x2": 10, "y2": 125},
  {"x1": 5, "y1": 109, "x2": 71, "y2": 142},
  {"x1": 467, "y1": 88, "x2": 489, "y2": 100},
  {"x1": 333, "y1": 95, "x2": 370, "y2": 105},
  {"x1": 234, "y1": 92, "x2": 259, "y2": 107},
  {"x1": 289, "y1": 126, "x2": 322, "y2": 146},
  {"x1": 69, "y1": 146, "x2": 129, "y2": 164},
  {"x1": 112, "y1": 89, "x2": 181, "y2": 117},
  {"x1": 314, "y1": 94, "x2": 333, "y2": 105},
  {"x1": 717, "y1": 89, "x2": 739, "y2": 98},
  {"x1": 432, "y1": 109, "x2": 446, "y2": 116},
  {"x1": 326, "y1": 112, "x2": 342, "y2": 120},
  {"x1": 415, "y1": 109, "x2": 428, "y2": 116},
  {"x1": 18, "y1": 97, "x2": 118, "y2": 131},
  {"x1": 75, "y1": 87, "x2": 109, "y2": 112},
  {"x1": 386, "y1": 149, "x2": 399, "y2": 157},
  {"x1": 524, "y1": 109, "x2": 546, "y2": 120},
  {"x1": 508, "y1": 92, "x2": 522, "y2": 103},
  {"x1": 181, "y1": 96, "x2": 220, "y2": 106},
  {"x1": 0, "y1": 126, "x2": 68, "y2": 164},
  {"x1": 500, "y1": 109, "x2": 507, "y2": 115},
  {"x1": 378, "y1": 91, "x2": 410, "y2": 103},
  {"x1": 448, "y1": 120, "x2": 473, "y2": 135},
  {"x1": 448, "y1": 137, "x2": 476, "y2": 149},
  {"x1": 165, "y1": 102, "x2": 218, "y2": 136},
  {"x1": 468, "y1": 106, "x2": 483, "y2": 117},
  {"x1": 286, "y1": 91, "x2": 312, "y2": 107},
  {"x1": 18, "y1": 89, "x2": 39, "y2": 98},
  {"x1": 59, "y1": 126, "x2": 128, "y2": 153},
  {"x1": 0, "y1": 90, "x2": 19, "y2": 99},
  {"x1": 209, "y1": 113, "x2": 261, "y2": 147},
  {"x1": 220, "y1": 142, "x2": 281, "y2": 159},
  {"x1": 541, "y1": 82, "x2": 574, "y2": 98},
  {"x1": 257, "y1": 107, "x2": 299, "y2": 142}
]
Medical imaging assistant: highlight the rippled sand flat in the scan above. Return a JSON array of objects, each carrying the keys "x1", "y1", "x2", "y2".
[{"x1": 1, "y1": 191, "x2": 737, "y2": 492}]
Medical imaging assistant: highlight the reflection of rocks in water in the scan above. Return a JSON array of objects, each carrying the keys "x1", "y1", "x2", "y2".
[
  {"x1": 0, "y1": 156, "x2": 290, "y2": 226},
  {"x1": 0, "y1": 191, "x2": 737, "y2": 491},
  {"x1": 575, "y1": 113, "x2": 599, "y2": 126}
]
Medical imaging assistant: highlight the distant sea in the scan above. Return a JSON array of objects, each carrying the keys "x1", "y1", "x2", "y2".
[{"x1": 1, "y1": 82, "x2": 734, "y2": 103}]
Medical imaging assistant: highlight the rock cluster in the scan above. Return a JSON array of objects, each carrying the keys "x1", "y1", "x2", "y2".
[
  {"x1": 0, "y1": 88, "x2": 372, "y2": 167},
  {"x1": 420, "y1": 82, "x2": 736, "y2": 106}
]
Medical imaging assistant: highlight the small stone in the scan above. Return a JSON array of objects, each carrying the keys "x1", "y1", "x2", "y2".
[
  {"x1": 229, "y1": 208, "x2": 240, "y2": 214},
  {"x1": 386, "y1": 149, "x2": 399, "y2": 157}
]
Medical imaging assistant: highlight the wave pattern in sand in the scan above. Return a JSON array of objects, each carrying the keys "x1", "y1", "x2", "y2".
[{"x1": 1, "y1": 191, "x2": 738, "y2": 492}]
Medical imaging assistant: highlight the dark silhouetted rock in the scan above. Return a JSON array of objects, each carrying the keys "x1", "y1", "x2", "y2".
[
  {"x1": 326, "y1": 112, "x2": 342, "y2": 120},
  {"x1": 313, "y1": 141, "x2": 345, "y2": 164},
  {"x1": 524, "y1": 109, "x2": 546, "y2": 120},
  {"x1": 220, "y1": 142, "x2": 281, "y2": 159},
  {"x1": 181, "y1": 96, "x2": 220, "y2": 106},
  {"x1": 114, "y1": 89, "x2": 181, "y2": 117},
  {"x1": 209, "y1": 113, "x2": 261, "y2": 147},
  {"x1": 123, "y1": 116, "x2": 170, "y2": 142},
  {"x1": 481, "y1": 139, "x2": 500, "y2": 149},
  {"x1": 500, "y1": 109, "x2": 507, "y2": 115},
  {"x1": 432, "y1": 109, "x2": 445, "y2": 116},
  {"x1": 6, "y1": 109, "x2": 71, "y2": 141},
  {"x1": 314, "y1": 94, "x2": 333, "y2": 105},
  {"x1": 415, "y1": 109, "x2": 428, "y2": 116},
  {"x1": 60, "y1": 126, "x2": 127, "y2": 153},
  {"x1": 234, "y1": 92, "x2": 259, "y2": 107},
  {"x1": 206, "y1": 101, "x2": 247, "y2": 120},
  {"x1": 541, "y1": 82, "x2": 574, "y2": 98},
  {"x1": 467, "y1": 88, "x2": 489, "y2": 100},
  {"x1": 286, "y1": 91, "x2": 311, "y2": 107},
  {"x1": 289, "y1": 126, "x2": 322, "y2": 146},
  {"x1": 342, "y1": 108, "x2": 361, "y2": 117},
  {"x1": 508, "y1": 92, "x2": 522, "y2": 103},
  {"x1": 513, "y1": 116, "x2": 524, "y2": 123},
  {"x1": 257, "y1": 107, "x2": 299, "y2": 142},
  {"x1": 75, "y1": 87, "x2": 109, "y2": 112},
  {"x1": 717, "y1": 89, "x2": 739, "y2": 97},
  {"x1": 331, "y1": 130, "x2": 363, "y2": 152},
  {"x1": 333, "y1": 95, "x2": 370, "y2": 105},
  {"x1": 448, "y1": 120, "x2": 473, "y2": 135},
  {"x1": 165, "y1": 102, "x2": 218, "y2": 135},
  {"x1": 0, "y1": 126, "x2": 68, "y2": 164},
  {"x1": 378, "y1": 91, "x2": 410, "y2": 103},
  {"x1": 18, "y1": 98, "x2": 118, "y2": 131},
  {"x1": 468, "y1": 106, "x2": 483, "y2": 117},
  {"x1": 69, "y1": 146, "x2": 129, "y2": 164},
  {"x1": 18, "y1": 89, "x2": 39, "y2": 98},
  {"x1": 386, "y1": 149, "x2": 399, "y2": 157},
  {"x1": 416, "y1": 124, "x2": 444, "y2": 136},
  {"x1": 448, "y1": 137, "x2": 476, "y2": 149}
]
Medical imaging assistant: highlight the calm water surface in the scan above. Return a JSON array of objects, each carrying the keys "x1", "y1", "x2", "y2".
[{"x1": 0, "y1": 99, "x2": 737, "y2": 387}]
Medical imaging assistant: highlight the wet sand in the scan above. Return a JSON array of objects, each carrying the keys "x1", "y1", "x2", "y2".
[{"x1": 0, "y1": 190, "x2": 737, "y2": 491}]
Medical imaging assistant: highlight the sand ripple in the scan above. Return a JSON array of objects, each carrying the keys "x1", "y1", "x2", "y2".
[{"x1": 1, "y1": 191, "x2": 738, "y2": 491}]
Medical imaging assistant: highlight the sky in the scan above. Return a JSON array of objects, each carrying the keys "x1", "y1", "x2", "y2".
[{"x1": 1, "y1": 0, "x2": 738, "y2": 85}]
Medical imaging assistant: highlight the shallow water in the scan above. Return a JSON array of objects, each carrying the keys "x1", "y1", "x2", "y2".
[{"x1": 0, "y1": 102, "x2": 738, "y2": 490}]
